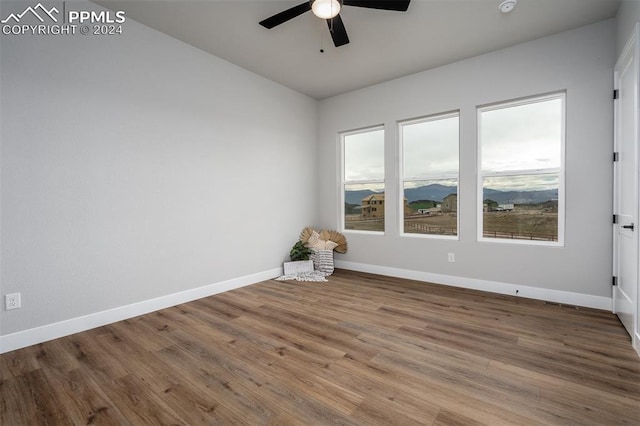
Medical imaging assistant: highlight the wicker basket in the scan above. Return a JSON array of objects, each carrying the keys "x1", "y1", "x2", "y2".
[{"x1": 310, "y1": 249, "x2": 334, "y2": 276}]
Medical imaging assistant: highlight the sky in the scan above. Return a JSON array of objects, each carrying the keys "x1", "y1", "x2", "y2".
[
  {"x1": 483, "y1": 174, "x2": 559, "y2": 193},
  {"x1": 480, "y1": 97, "x2": 562, "y2": 173},
  {"x1": 480, "y1": 97, "x2": 562, "y2": 191},
  {"x1": 344, "y1": 128, "x2": 384, "y2": 181},
  {"x1": 344, "y1": 96, "x2": 562, "y2": 193},
  {"x1": 403, "y1": 114, "x2": 459, "y2": 178}
]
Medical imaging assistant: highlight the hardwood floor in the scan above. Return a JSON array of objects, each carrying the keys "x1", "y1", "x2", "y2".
[{"x1": 1, "y1": 269, "x2": 639, "y2": 425}]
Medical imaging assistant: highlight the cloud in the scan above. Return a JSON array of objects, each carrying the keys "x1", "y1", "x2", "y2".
[
  {"x1": 344, "y1": 129, "x2": 384, "y2": 181},
  {"x1": 402, "y1": 115, "x2": 459, "y2": 178},
  {"x1": 481, "y1": 98, "x2": 562, "y2": 173},
  {"x1": 343, "y1": 96, "x2": 562, "y2": 193},
  {"x1": 483, "y1": 174, "x2": 559, "y2": 192}
]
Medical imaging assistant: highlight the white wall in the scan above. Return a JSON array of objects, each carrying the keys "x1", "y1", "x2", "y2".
[
  {"x1": 617, "y1": 0, "x2": 640, "y2": 55},
  {"x1": 0, "y1": 2, "x2": 317, "y2": 342},
  {"x1": 318, "y1": 20, "x2": 616, "y2": 303}
]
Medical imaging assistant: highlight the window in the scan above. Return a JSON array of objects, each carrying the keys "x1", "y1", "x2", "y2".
[
  {"x1": 342, "y1": 127, "x2": 385, "y2": 233},
  {"x1": 478, "y1": 93, "x2": 565, "y2": 244},
  {"x1": 400, "y1": 112, "x2": 459, "y2": 237}
]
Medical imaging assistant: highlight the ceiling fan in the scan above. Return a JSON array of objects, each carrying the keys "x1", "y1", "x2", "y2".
[{"x1": 259, "y1": 0, "x2": 411, "y2": 48}]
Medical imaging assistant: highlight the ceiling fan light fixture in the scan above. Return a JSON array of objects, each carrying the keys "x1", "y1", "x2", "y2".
[{"x1": 312, "y1": 0, "x2": 342, "y2": 19}]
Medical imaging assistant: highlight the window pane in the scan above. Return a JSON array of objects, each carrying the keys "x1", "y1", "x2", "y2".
[
  {"x1": 344, "y1": 129, "x2": 384, "y2": 181},
  {"x1": 403, "y1": 179, "x2": 457, "y2": 236},
  {"x1": 403, "y1": 115, "x2": 459, "y2": 178},
  {"x1": 345, "y1": 183, "x2": 384, "y2": 232},
  {"x1": 480, "y1": 98, "x2": 562, "y2": 173},
  {"x1": 482, "y1": 174, "x2": 559, "y2": 241}
]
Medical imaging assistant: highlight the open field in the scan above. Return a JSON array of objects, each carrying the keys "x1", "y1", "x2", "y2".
[
  {"x1": 405, "y1": 214, "x2": 457, "y2": 235},
  {"x1": 345, "y1": 215, "x2": 384, "y2": 232},
  {"x1": 483, "y1": 211, "x2": 557, "y2": 241},
  {"x1": 346, "y1": 208, "x2": 557, "y2": 241}
]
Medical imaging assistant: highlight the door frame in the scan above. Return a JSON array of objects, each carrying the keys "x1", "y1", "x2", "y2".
[{"x1": 613, "y1": 23, "x2": 640, "y2": 357}]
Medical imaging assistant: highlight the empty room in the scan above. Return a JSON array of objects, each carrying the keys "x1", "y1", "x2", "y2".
[{"x1": 1, "y1": 0, "x2": 640, "y2": 424}]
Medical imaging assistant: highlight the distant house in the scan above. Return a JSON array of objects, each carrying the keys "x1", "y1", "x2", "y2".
[
  {"x1": 361, "y1": 194, "x2": 410, "y2": 218},
  {"x1": 483, "y1": 199, "x2": 498, "y2": 212},
  {"x1": 361, "y1": 194, "x2": 385, "y2": 218},
  {"x1": 418, "y1": 206, "x2": 441, "y2": 215},
  {"x1": 483, "y1": 199, "x2": 513, "y2": 212},
  {"x1": 442, "y1": 193, "x2": 458, "y2": 213}
]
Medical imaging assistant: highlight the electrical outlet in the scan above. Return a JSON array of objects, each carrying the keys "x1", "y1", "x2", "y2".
[
  {"x1": 448, "y1": 253, "x2": 455, "y2": 263},
  {"x1": 5, "y1": 293, "x2": 21, "y2": 310}
]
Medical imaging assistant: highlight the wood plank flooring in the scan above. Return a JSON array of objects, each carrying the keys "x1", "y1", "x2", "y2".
[{"x1": 1, "y1": 269, "x2": 639, "y2": 425}]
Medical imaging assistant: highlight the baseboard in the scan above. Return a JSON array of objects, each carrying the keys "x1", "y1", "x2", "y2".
[
  {"x1": 635, "y1": 332, "x2": 640, "y2": 358},
  {"x1": 0, "y1": 268, "x2": 281, "y2": 354},
  {"x1": 1, "y1": 263, "x2": 615, "y2": 354},
  {"x1": 335, "y1": 260, "x2": 612, "y2": 311}
]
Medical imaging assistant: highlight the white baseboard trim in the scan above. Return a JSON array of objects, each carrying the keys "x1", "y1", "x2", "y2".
[
  {"x1": 635, "y1": 332, "x2": 640, "y2": 358},
  {"x1": 0, "y1": 268, "x2": 281, "y2": 354},
  {"x1": 335, "y1": 260, "x2": 612, "y2": 311}
]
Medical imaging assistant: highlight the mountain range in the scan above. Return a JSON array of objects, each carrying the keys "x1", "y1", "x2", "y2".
[
  {"x1": 1, "y1": 3, "x2": 59, "y2": 24},
  {"x1": 345, "y1": 184, "x2": 557, "y2": 205}
]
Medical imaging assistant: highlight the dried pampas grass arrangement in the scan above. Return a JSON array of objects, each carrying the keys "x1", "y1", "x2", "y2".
[
  {"x1": 299, "y1": 226, "x2": 315, "y2": 243},
  {"x1": 326, "y1": 230, "x2": 347, "y2": 254},
  {"x1": 319, "y1": 229, "x2": 331, "y2": 242},
  {"x1": 298, "y1": 226, "x2": 347, "y2": 254}
]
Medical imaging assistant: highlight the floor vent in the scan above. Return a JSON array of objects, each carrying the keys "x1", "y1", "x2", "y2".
[{"x1": 543, "y1": 301, "x2": 580, "y2": 310}]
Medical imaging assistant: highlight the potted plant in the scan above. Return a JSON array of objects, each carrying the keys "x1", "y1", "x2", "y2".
[
  {"x1": 289, "y1": 241, "x2": 313, "y2": 261},
  {"x1": 283, "y1": 241, "x2": 315, "y2": 275}
]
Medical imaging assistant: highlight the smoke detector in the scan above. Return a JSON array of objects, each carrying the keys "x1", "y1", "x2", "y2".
[{"x1": 498, "y1": 0, "x2": 517, "y2": 13}]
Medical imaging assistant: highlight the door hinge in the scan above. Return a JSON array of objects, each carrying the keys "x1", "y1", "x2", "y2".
[
  {"x1": 612, "y1": 276, "x2": 618, "y2": 286},
  {"x1": 614, "y1": 89, "x2": 619, "y2": 100},
  {"x1": 613, "y1": 214, "x2": 618, "y2": 224},
  {"x1": 613, "y1": 152, "x2": 619, "y2": 162}
]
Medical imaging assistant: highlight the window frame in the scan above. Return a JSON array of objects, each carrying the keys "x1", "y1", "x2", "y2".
[
  {"x1": 399, "y1": 111, "x2": 460, "y2": 240},
  {"x1": 477, "y1": 92, "x2": 566, "y2": 246},
  {"x1": 340, "y1": 125, "x2": 385, "y2": 235}
]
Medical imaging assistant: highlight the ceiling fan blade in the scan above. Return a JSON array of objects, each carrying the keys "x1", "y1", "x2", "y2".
[
  {"x1": 327, "y1": 14, "x2": 349, "y2": 47},
  {"x1": 343, "y1": 0, "x2": 410, "y2": 11},
  {"x1": 259, "y1": 2, "x2": 312, "y2": 29}
]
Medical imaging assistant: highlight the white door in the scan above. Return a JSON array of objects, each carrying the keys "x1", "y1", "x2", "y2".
[{"x1": 613, "y1": 26, "x2": 639, "y2": 343}]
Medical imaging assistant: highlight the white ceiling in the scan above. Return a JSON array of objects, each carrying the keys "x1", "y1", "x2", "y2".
[{"x1": 94, "y1": 0, "x2": 620, "y2": 99}]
